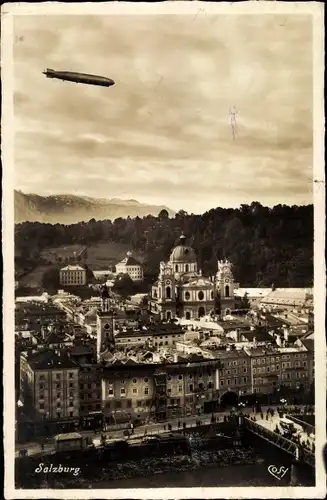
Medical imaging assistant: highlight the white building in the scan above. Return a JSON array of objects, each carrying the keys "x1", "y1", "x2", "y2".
[
  {"x1": 59, "y1": 265, "x2": 87, "y2": 287},
  {"x1": 115, "y1": 252, "x2": 144, "y2": 282}
]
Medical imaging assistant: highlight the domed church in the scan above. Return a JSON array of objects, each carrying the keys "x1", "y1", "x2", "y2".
[{"x1": 150, "y1": 234, "x2": 236, "y2": 320}]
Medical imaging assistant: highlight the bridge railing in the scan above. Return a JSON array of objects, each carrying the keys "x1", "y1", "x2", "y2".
[
  {"x1": 243, "y1": 418, "x2": 314, "y2": 468},
  {"x1": 286, "y1": 414, "x2": 315, "y2": 436}
]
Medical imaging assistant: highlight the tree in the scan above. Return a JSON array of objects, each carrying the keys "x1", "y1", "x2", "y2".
[
  {"x1": 240, "y1": 292, "x2": 251, "y2": 309},
  {"x1": 41, "y1": 267, "x2": 60, "y2": 292},
  {"x1": 158, "y1": 209, "x2": 169, "y2": 220},
  {"x1": 113, "y1": 273, "x2": 137, "y2": 298}
]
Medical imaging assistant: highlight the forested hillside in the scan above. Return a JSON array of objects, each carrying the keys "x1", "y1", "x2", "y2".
[{"x1": 15, "y1": 202, "x2": 313, "y2": 287}]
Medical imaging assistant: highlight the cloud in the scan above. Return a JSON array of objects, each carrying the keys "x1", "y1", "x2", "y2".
[{"x1": 13, "y1": 13, "x2": 313, "y2": 213}]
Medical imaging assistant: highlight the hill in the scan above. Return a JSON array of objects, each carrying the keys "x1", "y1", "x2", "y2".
[
  {"x1": 14, "y1": 190, "x2": 175, "y2": 224},
  {"x1": 15, "y1": 202, "x2": 313, "y2": 288}
]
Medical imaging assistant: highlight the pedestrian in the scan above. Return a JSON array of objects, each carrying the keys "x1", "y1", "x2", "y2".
[
  {"x1": 266, "y1": 414, "x2": 269, "y2": 421},
  {"x1": 183, "y1": 422, "x2": 186, "y2": 429},
  {"x1": 41, "y1": 443, "x2": 44, "y2": 452},
  {"x1": 178, "y1": 421, "x2": 181, "y2": 429},
  {"x1": 164, "y1": 424, "x2": 166, "y2": 431},
  {"x1": 261, "y1": 412, "x2": 264, "y2": 420}
]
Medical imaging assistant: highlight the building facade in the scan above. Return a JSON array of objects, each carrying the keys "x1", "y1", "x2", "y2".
[
  {"x1": 59, "y1": 265, "x2": 87, "y2": 287},
  {"x1": 19, "y1": 351, "x2": 80, "y2": 433},
  {"x1": 101, "y1": 359, "x2": 223, "y2": 424},
  {"x1": 150, "y1": 235, "x2": 236, "y2": 320},
  {"x1": 115, "y1": 252, "x2": 144, "y2": 282}
]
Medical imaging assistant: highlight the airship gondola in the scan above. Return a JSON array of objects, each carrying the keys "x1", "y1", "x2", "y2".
[{"x1": 43, "y1": 68, "x2": 115, "y2": 88}]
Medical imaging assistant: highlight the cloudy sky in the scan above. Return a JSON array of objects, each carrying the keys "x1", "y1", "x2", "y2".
[{"x1": 13, "y1": 13, "x2": 313, "y2": 213}]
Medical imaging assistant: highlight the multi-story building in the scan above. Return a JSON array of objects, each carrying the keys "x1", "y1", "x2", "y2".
[
  {"x1": 150, "y1": 234, "x2": 236, "y2": 321},
  {"x1": 69, "y1": 343, "x2": 103, "y2": 429},
  {"x1": 246, "y1": 344, "x2": 311, "y2": 396},
  {"x1": 101, "y1": 358, "x2": 223, "y2": 424},
  {"x1": 115, "y1": 252, "x2": 144, "y2": 282},
  {"x1": 215, "y1": 350, "x2": 252, "y2": 405},
  {"x1": 59, "y1": 265, "x2": 87, "y2": 287},
  {"x1": 19, "y1": 350, "x2": 80, "y2": 435}
]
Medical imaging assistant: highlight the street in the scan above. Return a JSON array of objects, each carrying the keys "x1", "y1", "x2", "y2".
[{"x1": 15, "y1": 406, "x2": 280, "y2": 458}]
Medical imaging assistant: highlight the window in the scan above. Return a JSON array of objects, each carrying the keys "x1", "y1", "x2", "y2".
[
  {"x1": 220, "y1": 380, "x2": 224, "y2": 385},
  {"x1": 39, "y1": 375, "x2": 45, "y2": 381},
  {"x1": 39, "y1": 383, "x2": 44, "y2": 390},
  {"x1": 185, "y1": 264, "x2": 189, "y2": 272},
  {"x1": 57, "y1": 393, "x2": 61, "y2": 399},
  {"x1": 56, "y1": 374, "x2": 61, "y2": 380},
  {"x1": 69, "y1": 372, "x2": 74, "y2": 379},
  {"x1": 234, "y1": 378, "x2": 237, "y2": 385},
  {"x1": 57, "y1": 411, "x2": 61, "y2": 418},
  {"x1": 108, "y1": 388, "x2": 114, "y2": 396},
  {"x1": 69, "y1": 412, "x2": 73, "y2": 417},
  {"x1": 189, "y1": 374, "x2": 193, "y2": 379},
  {"x1": 69, "y1": 383, "x2": 74, "y2": 388},
  {"x1": 243, "y1": 368, "x2": 247, "y2": 373},
  {"x1": 276, "y1": 365, "x2": 280, "y2": 370},
  {"x1": 39, "y1": 393, "x2": 44, "y2": 400},
  {"x1": 144, "y1": 387, "x2": 149, "y2": 395},
  {"x1": 69, "y1": 401, "x2": 73, "y2": 407},
  {"x1": 178, "y1": 375, "x2": 183, "y2": 380},
  {"x1": 144, "y1": 378, "x2": 148, "y2": 383},
  {"x1": 208, "y1": 382, "x2": 213, "y2": 389},
  {"x1": 56, "y1": 384, "x2": 60, "y2": 389},
  {"x1": 133, "y1": 388, "x2": 137, "y2": 394},
  {"x1": 39, "y1": 403, "x2": 44, "y2": 410},
  {"x1": 57, "y1": 402, "x2": 61, "y2": 408},
  {"x1": 198, "y1": 291, "x2": 204, "y2": 301},
  {"x1": 189, "y1": 384, "x2": 194, "y2": 392},
  {"x1": 243, "y1": 377, "x2": 247, "y2": 383},
  {"x1": 185, "y1": 291, "x2": 190, "y2": 300},
  {"x1": 133, "y1": 379, "x2": 137, "y2": 384},
  {"x1": 227, "y1": 379, "x2": 230, "y2": 385},
  {"x1": 178, "y1": 385, "x2": 183, "y2": 392}
]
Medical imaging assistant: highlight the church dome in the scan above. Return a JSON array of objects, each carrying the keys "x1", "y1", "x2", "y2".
[{"x1": 170, "y1": 234, "x2": 197, "y2": 263}]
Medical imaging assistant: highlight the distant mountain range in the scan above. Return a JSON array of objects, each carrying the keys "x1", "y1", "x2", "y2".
[{"x1": 14, "y1": 190, "x2": 175, "y2": 224}]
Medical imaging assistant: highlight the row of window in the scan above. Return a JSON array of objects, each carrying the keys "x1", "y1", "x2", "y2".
[
  {"x1": 39, "y1": 372, "x2": 76, "y2": 380},
  {"x1": 39, "y1": 391, "x2": 75, "y2": 400},
  {"x1": 39, "y1": 401, "x2": 75, "y2": 410},
  {"x1": 39, "y1": 383, "x2": 75, "y2": 390},
  {"x1": 220, "y1": 377, "x2": 248, "y2": 386}
]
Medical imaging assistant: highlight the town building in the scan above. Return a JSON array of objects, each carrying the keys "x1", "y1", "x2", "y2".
[
  {"x1": 59, "y1": 265, "x2": 87, "y2": 287},
  {"x1": 101, "y1": 358, "x2": 223, "y2": 424},
  {"x1": 245, "y1": 343, "x2": 311, "y2": 396},
  {"x1": 19, "y1": 350, "x2": 80, "y2": 435},
  {"x1": 150, "y1": 234, "x2": 236, "y2": 321},
  {"x1": 115, "y1": 252, "x2": 144, "y2": 282},
  {"x1": 69, "y1": 344, "x2": 103, "y2": 429},
  {"x1": 259, "y1": 288, "x2": 313, "y2": 310}
]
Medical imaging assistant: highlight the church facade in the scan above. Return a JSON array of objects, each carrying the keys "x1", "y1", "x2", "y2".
[{"x1": 149, "y1": 235, "x2": 236, "y2": 321}]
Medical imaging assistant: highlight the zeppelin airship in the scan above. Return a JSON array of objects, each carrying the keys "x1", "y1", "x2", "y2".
[{"x1": 43, "y1": 69, "x2": 115, "y2": 88}]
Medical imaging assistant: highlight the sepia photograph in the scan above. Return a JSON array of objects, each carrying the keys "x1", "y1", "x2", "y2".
[{"x1": 2, "y1": 1, "x2": 325, "y2": 498}]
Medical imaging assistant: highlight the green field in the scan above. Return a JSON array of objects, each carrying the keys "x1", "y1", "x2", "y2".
[
  {"x1": 40, "y1": 244, "x2": 87, "y2": 263},
  {"x1": 17, "y1": 242, "x2": 145, "y2": 290},
  {"x1": 85, "y1": 242, "x2": 144, "y2": 270}
]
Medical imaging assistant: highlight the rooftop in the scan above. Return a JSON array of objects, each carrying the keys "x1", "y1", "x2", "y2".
[
  {"x1": 28, "y1": 350, "x2": 78, "y2": 370},
  {"x1": 60, "y1": 265, "x2": 85, "y2": 271}
]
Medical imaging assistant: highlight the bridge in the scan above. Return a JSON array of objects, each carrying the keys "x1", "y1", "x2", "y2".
[{"x1": 243, "y1": 417, "x2": 315, "y2": 468}]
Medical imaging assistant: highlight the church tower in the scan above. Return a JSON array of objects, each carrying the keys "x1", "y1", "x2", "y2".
[
  {"x1": 216, "y1": 259, "x2": 235, "y2": 316},
  {"x1": 96, "y1": 285, "x2": 115, "y2": 362}
]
